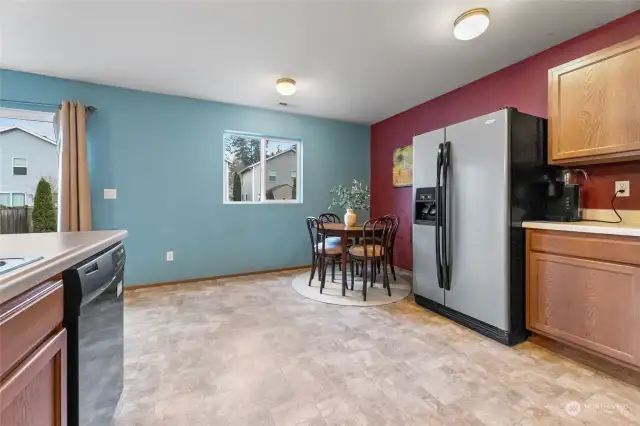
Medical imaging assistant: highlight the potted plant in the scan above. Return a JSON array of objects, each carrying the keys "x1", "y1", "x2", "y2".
[{"x1": 328, "y1": 179, "x2": 370, "y2": 226}]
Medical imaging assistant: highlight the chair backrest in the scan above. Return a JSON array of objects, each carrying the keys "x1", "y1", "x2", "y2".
[
  {"x1": 306, "y1": 216, "x2": 329, "y2": 255},
  {"x1": 319, "y1": 213, "x2": 341, "y2": 224},
  {"x1": 361, "y1": 216, "x2": 393, "y2": 259},
  {"x1": 384, "y1": 214, "x2": 400, "y2": 249}
]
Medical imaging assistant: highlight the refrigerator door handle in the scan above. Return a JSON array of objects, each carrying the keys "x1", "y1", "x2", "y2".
[
  {"x1": 442, "y1": 141, "x2": 451, "y2": 291},
  {"x1": 435, "y1": 143, "x2": 444, "y2": 289}
]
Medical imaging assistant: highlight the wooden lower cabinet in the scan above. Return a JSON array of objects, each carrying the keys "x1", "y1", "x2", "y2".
[
  {"x1": 526, "y1": 229, "x2": 640, "y2": 369},
  {"x1": 0, "y1": 278, "x2": 66, "y2": 426},
  {"x1": 0, "y1": 330, "x2": 67, "y2": 426}
]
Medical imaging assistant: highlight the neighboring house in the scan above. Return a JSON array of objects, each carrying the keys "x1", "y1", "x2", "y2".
[
  {"x1": 0, "y1": 126, "x2": 58, "y2": 207},
  {"x1": 240, "y1": 148, "x2": 297, "y2": 201}
]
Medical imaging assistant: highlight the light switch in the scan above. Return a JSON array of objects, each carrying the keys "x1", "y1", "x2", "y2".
[{"x1": 104, "y1": 189, "x2": 117, "y2": 199}]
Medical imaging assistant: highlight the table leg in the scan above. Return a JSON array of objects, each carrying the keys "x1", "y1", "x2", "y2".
[{"x1": 341, "y1": 236, "x2": 347, "y2": 296}]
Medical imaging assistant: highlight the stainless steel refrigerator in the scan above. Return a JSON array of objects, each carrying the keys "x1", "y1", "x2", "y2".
[{"x1": 412, "y1": 108, "x2": 555, "y2": 345}]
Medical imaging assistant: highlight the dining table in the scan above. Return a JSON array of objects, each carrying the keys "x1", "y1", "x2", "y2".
[{"x1": 319, "y1": 222, "x2": 378, "y2": 295}]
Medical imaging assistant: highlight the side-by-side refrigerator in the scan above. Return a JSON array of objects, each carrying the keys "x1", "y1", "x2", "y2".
[{"x1": 412, "y1": 108, "x2": 555, "y2": 345}]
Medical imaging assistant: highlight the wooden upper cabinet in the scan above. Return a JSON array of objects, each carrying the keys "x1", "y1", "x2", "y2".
[{"x1": 548, "y1": 36, "x2": 640, "y2": 165}]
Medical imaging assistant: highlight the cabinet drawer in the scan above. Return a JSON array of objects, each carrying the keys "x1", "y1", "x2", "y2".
[
  {"x1": 0, "y1": 329, "x2": 67, "y2": 426},
  {"x1": 0, "y1": 279, "x2": 63, "y2": 380},
  {"x1": 529, "y1": 230, "x2": 640, "y2": 266}
]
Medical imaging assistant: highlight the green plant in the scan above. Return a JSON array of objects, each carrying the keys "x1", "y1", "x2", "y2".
[
  {"x1": 232, "y1": 173, "x2": 242, "y2": 201},
  {"x1": 328, "y1": 179, "x2": 370, "y2": 211},
  {"x1": 292, "y1": 177, "x2": 296, "y2": 199},
  {"x1": 32, "y1": 178, "x2": 57, "y2": 232}
]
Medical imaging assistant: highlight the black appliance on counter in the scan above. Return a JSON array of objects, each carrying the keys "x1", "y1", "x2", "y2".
[
  {"x1": 545, "y1": 183, "x2": 582, "y2": 222},
  {"x1": 63, "y1": 242, "x2": 125, "y2": 426}
]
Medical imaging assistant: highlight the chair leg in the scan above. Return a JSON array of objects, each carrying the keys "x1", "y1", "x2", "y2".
[
  {"x1": 309, "y1": 254, "x2": 317, "y2": 286},
  {"x1": 349, "y1": 259, "x2": 355, "y2": 291},
  {"x1": 370, "y1": 259, "x2": 376, "y2": 287},
  {"x1": 383, "y1": 256, "x2": 391, "y2": 297},
  {"x1": 331, "y1": 260, "x2": 335, "y2": 283},
  {"x1": 320, "y1": 257, "x2": 326, "y2": 294},
  {"x1": 355, "y1": 263, "x2": 359, "y2": 276},
  {"x1": 389, "y1": 251, "x2": 396, "y2": 281},
  {"x1": 377, "y1": 258, "x2": 381, "y2": 273},
  {"x1": 362, "y1": 261, "x2": 368, "y2": 301}
]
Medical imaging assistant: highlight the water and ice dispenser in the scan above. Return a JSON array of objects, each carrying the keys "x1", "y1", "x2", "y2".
[{"x1": 414, "y1": 187, "x2": 437, "y2": 225}]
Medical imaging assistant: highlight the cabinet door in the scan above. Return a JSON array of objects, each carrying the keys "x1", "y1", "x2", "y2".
[
  {"x1": 527, "y1": 252, "x2": 640, "y2": 366},
  {"x1": 548, "y1": 36, "x2": 640, "y2": 165},
  {"x1": 0, "y1": 330, "x2": 67, "y2": 426}
]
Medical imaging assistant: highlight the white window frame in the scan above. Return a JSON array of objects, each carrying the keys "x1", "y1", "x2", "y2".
[
  {"x1": 223, "y1": 133, "x2": 302, "y2": 204},
  {"x1": 0, "y1": 107, "x2": 55, "y2": 123},
  {"x1": 12, "y1": 157, "x2": 28, "y2": 176},
  {"x1": 0, "y1": 192, "x2": 27, "y2": 207},
  {"x1": 268, "y1": 169, "x2": 277, "y2": 182}
]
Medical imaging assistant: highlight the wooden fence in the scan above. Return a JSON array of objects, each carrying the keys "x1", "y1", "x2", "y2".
[{"x1": 0, "y1": 206, "x2": 32, "y2": 234}]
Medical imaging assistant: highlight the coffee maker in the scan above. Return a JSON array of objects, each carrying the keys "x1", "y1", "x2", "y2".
[{"x1": 545, "y1": 169, "x2": 587, "y2": 222}]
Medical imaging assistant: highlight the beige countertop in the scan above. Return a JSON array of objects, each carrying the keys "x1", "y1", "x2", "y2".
[
  {"x1": 0, "y1": 230, "x2": 128, "y2": 304},
  {"x1": 522, "y1": 221, "x2": 640, "y2": 237}
]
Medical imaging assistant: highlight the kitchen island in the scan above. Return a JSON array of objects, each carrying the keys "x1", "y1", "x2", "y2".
[
  {"x1": 0, "y1": 230, "x2": 127, "y2": 426},
  {"x1": 522, "y1": 220, "x2": 640, "y2": 382}
]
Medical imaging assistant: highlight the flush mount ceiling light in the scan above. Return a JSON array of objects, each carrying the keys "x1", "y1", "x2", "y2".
[
  {"x1": 453, "y1": 8, "x2": 490, "y2": 41},
  {"x1": 276, "y1": 78, "x2": 296, "y2": 96}
]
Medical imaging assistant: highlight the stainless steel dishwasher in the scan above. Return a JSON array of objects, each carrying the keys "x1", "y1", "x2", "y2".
[{"x1": 62, "y1": 242, "x2": 126, "y2": 426}]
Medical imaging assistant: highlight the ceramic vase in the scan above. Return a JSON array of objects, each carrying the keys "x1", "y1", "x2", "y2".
[{"x1": 344, "y1": 209, "x2": 357, "y2": 226}]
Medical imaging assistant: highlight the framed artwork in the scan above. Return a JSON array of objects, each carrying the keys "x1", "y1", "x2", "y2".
[{"x1": 392, "y1": 145, "x2": 413, "y2": 187}]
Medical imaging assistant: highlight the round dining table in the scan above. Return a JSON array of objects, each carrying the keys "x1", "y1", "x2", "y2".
[{"x1": 319, "y1": 223, "x2": 373, "y2": 295}]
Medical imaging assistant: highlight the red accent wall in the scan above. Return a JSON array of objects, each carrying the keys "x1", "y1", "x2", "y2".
[{"x1": 370, "y1": 11, "x2": 640, "y2": 271}]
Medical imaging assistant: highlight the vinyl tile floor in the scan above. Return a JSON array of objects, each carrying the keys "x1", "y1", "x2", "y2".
[{"x1": 114, "y1": 269, "x2": 640, "y2": 426}]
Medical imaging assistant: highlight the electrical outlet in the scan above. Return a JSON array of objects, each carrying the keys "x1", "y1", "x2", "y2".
[
  {"x1": 166, "y1": 251, "x2": 174, "y2": 262},
  {"x1": 103, "y1": 188, "x2": 117, "y2": 199},
  {"x1": 615, "y1": 181, "x2": 630, "y2": 197}
]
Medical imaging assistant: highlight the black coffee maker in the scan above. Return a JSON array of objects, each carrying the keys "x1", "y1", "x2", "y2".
[{"x1": 544, "y1": 169, "x2": 586, "y2": 222}]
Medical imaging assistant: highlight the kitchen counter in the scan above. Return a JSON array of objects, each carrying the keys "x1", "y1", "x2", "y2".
[
  {"x1": 522, "y1": 221, "x2": 640, "y2": 238},
  {"x1": 0, "y1": 230, "x2": 128, "y2": 304}
]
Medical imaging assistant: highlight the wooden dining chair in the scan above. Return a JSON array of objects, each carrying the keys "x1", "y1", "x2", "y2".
[
  {"x1": 319, "y1": 213, "x2": 342, "y2": 246},
  {"x1": 348, "y1": 217, "x2": 394, "y2": 301},
  {"x1": 306, "y1": 217, "x2": 343, "y2": 293},
  {"x1": 319, "y1": 213, "x2": 341, "y2": 223},
  {"x1": 384, "y1": 214, "x2": 400, "y2": 281}
]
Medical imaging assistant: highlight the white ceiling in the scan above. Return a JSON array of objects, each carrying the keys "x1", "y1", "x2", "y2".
[{"x1": 1, "y1": 1, "x2": 639, "y2": 124}]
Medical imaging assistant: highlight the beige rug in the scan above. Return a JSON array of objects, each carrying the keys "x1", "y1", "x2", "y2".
[{"x1": 292, "y1": 268, "x2": 411, "y2": 306}]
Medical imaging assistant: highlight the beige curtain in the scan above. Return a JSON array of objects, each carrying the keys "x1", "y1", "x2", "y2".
[{"x1": 55, "y1": 102, "x2": 92, "y2": 231}]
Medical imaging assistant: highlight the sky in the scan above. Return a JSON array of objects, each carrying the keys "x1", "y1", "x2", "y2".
[{"x1": 0, "y1": 118, "x2": 56, "y2": 140}]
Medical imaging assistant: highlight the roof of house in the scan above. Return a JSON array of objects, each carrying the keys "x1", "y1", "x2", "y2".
[
  {"x1": 0, "y1": 126, "x2": 57, "y2": 146},
  {"x1": 238, "y1": 147, "x2": 296, "y2": 174}
]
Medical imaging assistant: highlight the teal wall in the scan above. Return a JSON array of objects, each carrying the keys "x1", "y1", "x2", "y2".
[{"x1": 0, "y1": 70, "x2": 370, "y2": 286}]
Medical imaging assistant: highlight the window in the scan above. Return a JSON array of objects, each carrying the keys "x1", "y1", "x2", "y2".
[
  {"x1": 12, "y1": 158, "x2": 27, "y2": 175},
  {"x1": 0, "y1": 192, "x2": 26, "y2": 207},
  {"x1": 11, "y1": 193, "x2": 26, "y2": 207},
  {"x1": 0, "y1": 107, "x2": 57, "y2": 232},
  {"x1": 223, "y1": 132, "x2": 301, "y2": 203}
]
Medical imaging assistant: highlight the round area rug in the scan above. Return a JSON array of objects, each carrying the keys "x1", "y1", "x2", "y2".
[{"x1": 292, "y1": 269, "x2": 411, "y2": 306}]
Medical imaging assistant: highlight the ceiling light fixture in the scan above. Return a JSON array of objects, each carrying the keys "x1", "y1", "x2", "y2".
[
  {"x1": 276, "y1": 78, "x2": 296, "y2": 96},
  {"x1": 453, "y1": 8, "x2": 490, "y2": 41}
]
